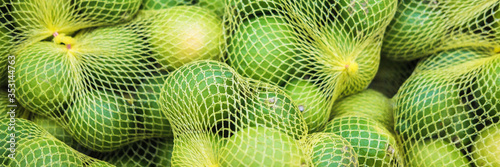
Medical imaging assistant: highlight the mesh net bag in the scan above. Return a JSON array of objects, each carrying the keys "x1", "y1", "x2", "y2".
[
  {"x1": 330, "y1": 88, "x2": 394, "y2": 131},
  {"x1": 382, "y1": 0, "x2": 500, "y2": 61},
  {"x1": 7, "y1": 0, "x2": 142, "y2": 51},
  {"x1": 393, "y1": 44, "x2": 500, "y2": 166},
  {"x1": 0, "y1": 118, "x2": 115, "y2": 166},
  {"x1": 4, "y1": 0, "x2": 227, "y2": 159},
  {"x1": 3, "y1": 0, "x2": 500, "y2": 166},
  {"x1": 159, "y1": 60, "x2": 309, "y2": 166},
  {"x1": 222, "y1": 0, "x2": 397, "y2": 133}
]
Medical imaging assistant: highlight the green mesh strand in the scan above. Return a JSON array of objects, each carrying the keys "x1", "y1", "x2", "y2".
[
  {"x1": 2, "y1": 0, "x2": 500, "y2": 166},
  {"x1": 0, "y1": 118, "x2": 114, "y2": 166}
]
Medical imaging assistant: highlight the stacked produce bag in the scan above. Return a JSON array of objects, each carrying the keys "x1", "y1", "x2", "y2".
[{"x1": 0, "y1": 0, "x2": 498, "y2": 166}]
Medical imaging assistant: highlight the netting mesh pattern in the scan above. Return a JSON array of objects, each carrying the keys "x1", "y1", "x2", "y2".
[
  {"x1": 1, "y1": 0, "x2": 499, "y2": 166},
  {"x1": 222, "y1": 0, "x2": 397, "y2": 134},
  {"x1": 394, "y1": 46, "x2": 500, "y2": 166},
  {"x1": 300, "y1": 132, "x2": 359, "y2": 167},
  {"x1": 382, "y1": 0, "x2": 499, "y2": 61},
  {"x1": 0, "y1": 118, "x2": 115, "y2": 166}
]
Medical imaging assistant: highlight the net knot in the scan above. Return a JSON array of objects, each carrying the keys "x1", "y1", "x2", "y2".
[
  {"x1": 494, "y1": 46, "x2": 500, "y2": 53},
  {"x1": 344, "y1": 61, "x2": 359, "y2": 76},
  {"x1": 53, "y1": 33, "x2": 76, "y2": 50}
]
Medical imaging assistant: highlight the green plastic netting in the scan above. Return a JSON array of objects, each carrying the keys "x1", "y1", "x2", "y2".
[
  {"x1": 223, "y1": 0, "x2": 396, "y2": 133},
  {"x1": 1, "y1": 0, "x2": 499, "y2": 166},
  {"x1": 326, "y1": 88, "x2": 403, "y2": 166},
  {"x1": 300, "y1": 132, "x2": 359, "y2": 167},
  {"x1": 0, "y1": 118, "x2": 114, "y2": 166},
  {"x1": 330, "y1": 89, "x2": 394, "y2": 131},
  {"x1": 394, "y1": 46, "x2": 500, "y2": 166},
  {"x1": 382, "y1": 0, "x2": 500, "y2": 61},
  {"x1": 97, "y1": 137, "x2": 174, "y2": 166}
]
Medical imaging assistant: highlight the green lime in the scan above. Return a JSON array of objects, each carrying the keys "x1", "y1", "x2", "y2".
[
  {"x1": 104, "y1": 138, "x2": 165, "y2": 167},
  {"x1": 0, "y1": 21, "x2": 10, "y2": 86},
  {"x1": 415, "y1": 47, "x2": 493, "y2": 72},
  {"x1": 316, "y1": 21, "x2": 380, "y2": 97},
  {"x1": 406, "y1": 139, "x2": 469, "y2": 167},
  {"x1": 9, "y1": 137, "x2": 83, "y2": 167},
  {"x1": 77, "y1": 25, "x2": 148, "y2": 90},
  {"x1": 394, "y1": 73, "x2": 467, "y2": 140},
  {"x1": 0, "y1": 118, "x2": 45, "y2": 164},
  {"x1": 66, "y1": 90, "x2": 138, "y2": 152},
  {"x1": 220, "y1": 126, "x2": 307, "y2": 166},
  {"x1": 232, "y1": 0, "x2": 282, "y2": 18},
  {"x1": 149, "y1": 6, "x2": 223, "y2": 70},
  {"x1": 15, "y1": 41, "x2": 82, "y2": 117},
  {"x1": 78, "y1": 0, "x2": 142, "y2": 25},
  {"x1": 31, "y1": 114, "x2": 80, "y2": 149},
  {"x1": 472, "y1": 123, "x2": 500, "y2": 166},
  {"x1": 322, "y1": 116, "x2": 403, "y2": 166},
  {"x1": 473, "y1": 56, "x2": 500, "y2": 123},
  {"x1": 228, "y1": 15, "x2": 296, "y2": 87},
  {"x1": 331, "y1": 89, "x2": 394, "y2": 131},
  {"x1": 284, "y1": 79, "x2": 329, "y2": 133},
  {"x1": 10, "y1": 0, "x2": 80, "y2": 41},
  {"x1": 134, "y1": 73, "x2": 173, "y2": 137},
  {"x1": 160, "y1": 60, "x2": 238, "y2": 130},
  {"x1": 241, "y1": 89, "x2": 306, "y2": 140},
  {"x1": 337, "y1": 0, "x2": 396, "y2": 35},
  {"x1": 302, "y1": 132, "x2": 358, "y2": 167},
  {"x1": 155, "y1": 138, "x2": 175, "y2": 167},
  {"x1": 382, "y1": 0, "x2": 447, "y2": 60},
  {"x1": 198, "y1": 0, "x2": 226, "y2": 18}
]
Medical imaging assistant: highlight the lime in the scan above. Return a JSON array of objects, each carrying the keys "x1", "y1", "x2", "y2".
[
  {"x1": 66, "y1": 90, "x2": 138, "y2": 152},
  {"x1": 473, "y1": 57, "x2": 500, "y2": 123},
  {"x1": 394, "y1": 73, "x2": 467, "y2": 140},
  {"x1": 322, "y1": 116, "x2": 403, "y2": 166},
  {"x1": 134, "y1": 73, "x2": 173, "y2": 137},
  {"x1": 228, "y1": 15, "x2": 296, "y2": 87},
  {"x1": 78, "y1": 0, "x2": 142, "y2": 25},
  {"x1": 15, "y1": 41, "x2": 82, "y2": 117},
  {"x1": 415, "y1": 47, "x2": 493, "y2": 72},
  {"x1": 220, "y1": 126, "x2": 307, "y2": 166},
  {"x1": 160, "y1": 60, "x2": 238, "y2": 130},
  {"x1": 241, "y1": 89, "x2": 306, "y2": 140},
  {"x1": 9, "y1": 137, "x2": 83, "y2": 167},
  {"x1": 302, "y1": 132, "x2": 358, "y2": 167},
  {"x1": 284, "y1": 79, "x2": 329, "y2": 133},
  {"x1": 337, "y1": 0, "x2": 396, "y2": 35},
  {"x1": 406, "y1": 139, "x2": 469, "y2": 167},
  {"x1": 382, "y1": 0, "x2": 447, "y2": 60},
  {"x1": 32, "y1": 114, "x2": 80, "y2": 149},
  {"x1": 76, "y1": 25, "x2": 148, "y2": 90},
  {"x1": 142, "y1": 0, "x2": 192, "y2": 10},
  {"x1": 104, "y1": 138, "x2": 164, "y2": 167},
  {"x1": 331, "y1": 89, "x2": 394, "y2": 131},
  {"x1": 149, "y1": 6, "x2": 223, "y2": 70},
  {"x1": 155, "y1": 138, "x2": 175, "y2": 166},
  {"x1": 472, "y1": 123, "x2": 500, "y2": 166}
]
